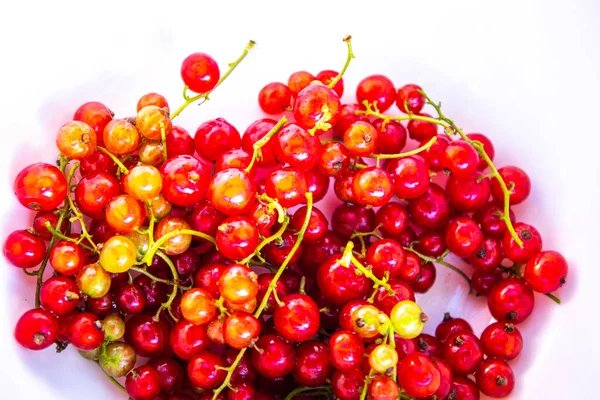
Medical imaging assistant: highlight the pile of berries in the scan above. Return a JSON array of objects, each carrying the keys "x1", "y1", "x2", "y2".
[{"x1": 4, "y1": 36, "x2": 568, "y2": 400}]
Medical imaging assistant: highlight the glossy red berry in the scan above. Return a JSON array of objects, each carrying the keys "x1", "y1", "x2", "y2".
[
  {"x1": 398, "y1": 252, "x2": 423, "y2": 283},
  {"x1": 366, "y1": 238, "x2": 406, "y2": 279},
  {"x1": 334, "y1": 103, "x2": 368, "y2": 138},
  {"x1": 397, "y1": 352, "x2": 441, "y2": 398},
  {"x1": 293, "y1": 83, "x2": 340, "y2": 131},
  {"x1": 290, "y1": 206, "x2": 328, "y2": 244},
  {"x1": 352, "y1": 166, "x2": 393, "y2": 207},
  {"x1": 375, "y1": 202, "x2": 409, "y2": 237},
  {"x1": 216, "y1": 217, "x2": 259, "y2": 262},
  {"x1": 288, "y1": 71, "x2": 316, "y2": 97},
  {"x1": 374, "y1": 279, "x2": 416, "y2": 315},
  {"x1": 441, "y1": 331, "x2": 484, "y2": 375},
  {"x1": 481, "y1": 321, "x2": 523, "y2": 360},
  {"x1": 524, "y1": 250, "x2": 568, "y2": 293},
  {"x1": 73, "y1": 101, "x2": 114, "y2": 144},
  {"x1": 14, "y1": 308, "x2": 59, "y2": 350},
  {"x1": 68, "y1": 312, "x2": 105, "y2": 350},
  {"x1": 356, "y1": 74, "x2": 396, "y2": 112},
  {"x1": 40, "y1": 276, "x2": 80, "y2": 315},
  {"x1": 387, "y1": 155, "x2": 430, "y2": 199},
  {"x1": 137, "y1": 93, "x2": 169, "y2": 112},
  {"x1": 188, "y1": 351, "x2": 227, "y2": 389},
  {"x1": 208, "y1": 168, "x2": 256, "y2": 216},
  {"x1": 170, "y1": 319, "x2": 210, "y2": 361},
  {"x1": 408, "y1": 183, "x2": 451, "y2": 229},
  {"x1": 410, "y1": 262, "x2": 437, "y2": 293},
  {"x1": 126, "y1": 365, "x2": 162, "y2": 400},
  {"x1": 331, "y1": 368, "x2": 364, "y2": 400},
  {"x1": 417, "y1": 333, "x2": 441, "y2": 357},
  {"x1": 75, "y1": 171, "x2": 120, "y2": 218},
  {"x1": 265, "y1": 167, "x2": 307, "y2": 208},
  {"x1": 443, "y1": 140, "x2": 480, "y2": 178},
  {"x1": 316, "y1": 70, "x2": 343, "y2": 97},
  {"x1": 242, "y1": 119, "x2": 279, "y2": 168},
  {"x1": 408, "y1": 113, "x2": 438, "y2": 141},
  {"x1": 181, "y1": 53, "x2": 220, "y2": 94},
  {"x1": 446, "y1": 175, "x2": 491, "y2": 212},
  {"x1": 435, "y1": 313, "x2": 474, "y2": 343},
  {"x1": 194, "y1": 118, "x2": 241, "y2": 161},
  {"x1": 471, "y1": 270, "x2": 503, "y2": 297},
  {"x1": 125, "y1": 314, "x2": 170, "y2": 357},
  {"x1": 469, "y1": 237, "x2": 503, "y2": 272},
  {"x1": 166, "y1": 126, "x2": 195, "y2": 157},
  {"x1": 450, "y1": 377, "x2": 480, "y2": 400},
  {"x1": 473, "y1": 202, "x2": 516, "y2": 240},
  {"x1": 491, "y1": 166, "x2": 531, "y2": 205},
  {"x1": 218, "y1": 264, "x2": 259, "y2": 305},
  {"x1": 251, "y1": 334, "x2": 296, "y2": 378},
  {"x1": 161, "y1": 155, "x2": 210, "y2": 207},
  {"x1": 368, "y1": 376, "x2": 399, "y2": 400},
  {"x1": 344, "y1": 121, "x2": 377, "y2": 156},
  {"x1": 49, "y1": 240, "x2": 85, "y2": 276},
  {"x1": 317, "y1": 254, "x2": 370, "y2": 306},
  {"x1": 274, "y1": 294, "x2": 320, "y2": 343},
  {"x1": 14, "y1": 163, "x2": 67, "y2": 211},
  {"x1": 259, "y1": 82, "x2": 292, "y2": 114},
  {"x1": 396, "y1": 84, "x2": 425, "y2": 114},
  {"x1": 373, "y1": 119, "x2": 407, "y2": 155},
  {"x1": 274, "y1": 123, "x2": 321, "y2": 171},
  {"x1": 148, "y1": 357, "x2": 184, "y2": 394},
  {"x1": 329, "y1": 330, "x2": 365, "y2": 370},
  {"x1": 488, "y1": 277, "x2": 535, "y2": 323},
  {"x1": 4, "y1": 230, "x2": 46, "y2": 269},
  {"x1": 224, "y1": 311, "x2": 261, "y2": 349},
  {"x1": 445, "y1": 217, "x2": 484, "y2": 258},
  {"x1": 502, "y1": 222, "x2": 543, "y2": 263},
  {"x1": 432, "y1": 357, "x2": 454, "y2": 399},
  {"x1": 476, "y1": 359, "x2": 515, "y2": 398},
  {"x1": 331, "y1": 203, "x2": 376, "y2": 239},
  {"x1": 420, "y1": 134, "x2": 450, "y2": 171},
  {"x1": 293, "y1": 340, "x2": 332, "y2": 387},
  {"x1": 414, "y1": 230, "x2": 447, "y2": 258},
  {"x1": 305, "y1": 168, "x2": 330, "y2": 203}
]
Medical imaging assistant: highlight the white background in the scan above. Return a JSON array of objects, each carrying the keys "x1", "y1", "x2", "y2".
[{"x1": 0, "y1": 0, "x2": 598, "y2": 398}]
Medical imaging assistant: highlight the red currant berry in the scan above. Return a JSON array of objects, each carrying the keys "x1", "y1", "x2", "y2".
[
  {"x1": 166, "y1": 126, "x2": 195, "y2": 157},
  {"x1": 317, "y1": 254, "x2": 370, "y2": 306},
  {"x1": 305, "y1": 168, "x2": 330, "y2": 203},
  {"x1": 75, "y1": 171, "x2": 120, "y2": 218},
  {"x1": 126, "y1": 365, "x2": 162, "y2": 400},
  {"x1": 181, "y1": 53, "x2": 220, "y2": 94},
  {"x1": 469, "y1": 237, "x2": 503, "y2": 272},
  {"x1": 125, "y1": 314, "x2": 170, "y2": 357},
  {"x1": 194, "y1": 263, "x2": 226, "y2": 298},
  {"x1": 398, "y1": 252, "x2": 422, "y2": 283},
  {"x1": 396, "y1": 84, "x2": 425, "y2": 114},
  {"x1": 445, "y1": 217, "x2": 484, "y2": 258},
  {"x1": 259, "y1": 82, "x2": 292, "y2": 114},
  {"x1": 288, "y1": 71, "x2": 316, "y2": 97},
  {"x1": 316, "y1": 69, "x2": 344, "y2": 97},
  {"x1": 368, "y1": 376, "x2": 399, "y2": 400},
  {"x1": 376, "y1": 202, "x2": 409, "y2": 237},
  {"x1": 49, "y1": 240, "x2": 85, "y2": 276},
  {"x1": 169, "y1": 320, "x2": 210, "y2": 361},
  {"x1": 502, "y1": 222, "x2": 543, "y2": 263},
  {"x1": 224, "y1": 311, "x2": 261, "y2": 349},
  {"x1": 420, "y1": 134, "x2": 450, "y2": 171},
  {"x1": 491, "y1": 166, "x2": 531, "y2": 205},
  {"x1": 14, "y1": 308, "x2": 59, "y2": 350},
  {"x1": 274, "y1": 294, "x2": 320, "y2": 342},
  {"x1": 440, "y1": 331, "x2": 484, "y2": 375},
  {"x1": 274, "y1": 123, "x2": 322, "y2": 171},
  {"x1": 443, "y1": 140, "x2": 480, "y2": 178},
  {"x1": 293, "y1": 340, "x2": 332, "y2": 387},
  {"x1": 216, "y1": 217, "x2": 259, "y2": 262},
  {"x1": 40, "y1": 276, "x2": 80, "y2": 315},
  {"x1": 290, "y1": 206, "x2": 328, "y2": 243},
  {"x1": 373, "y1": 119, "x2": 407, "y2": 155},
  {"x1": 397, "y1": 352, "x2": 441, "y2": 397},
  {"x1": 488, "y1": 277, "x2": 535, "y2": 323},
  {"x1": 241, "y1": 119, "x2": 279, "y2": 168},
  {"x1": 187, "y1": 200, "x2": 226, "y2": 241},
  {"x1": 265, "y1": 167, "x2": 308, "y2": 208},
  {"x1": 4, "y1": 229, "x2": 46, "y2": 269},
  {"x1": 216, "y1": 148, "x2": 256, "y2": 177},
  {"x1": 103, "y1": 119, "x2": 141, "y2": 155},
  {"x1": 414, "y1": 230, "x2": 447, "y2": 258},
  {"x1": 137, "y1": 93, "x2": 169, "y2": 112},
  {"x1": 14, "y1": 163, "x2": 67, "y2": 211},
  {"x1": 473, "y1": 202, "x2": 516, "y2": 239},
  {"x1": 293, "y1": 83, "x2": 340, "y2": 131},
  {"x1": 68, "y1": 312, "x2": 105, "y2": 350},
  {"x1": 356, "y1": 74, "x2": 396, "y2": 112},
  {"x1": 333, "y1": 169, "x2": 358, "y2": 203},
  {"x1": 446, "y1": 175, "x2": 491, "y2": 212},
  {"x1": 148, "y1": 357, "x2": 184, "y2": 394},
  {"x1": 160, "y1": 155, "x2": 210, "y2": 207},
  {"x1": 56, "y1": 121, "x2": 97, "y2": 160},
  {"x1": 218, "y1": 264, "x2": 259, "y2": 305},
  {"x1": 476, "y1": 359, "x2": 515, "y2": 398},
  {"x1": 251, "y1": 334, "x2": 296, "y2": 378},
  {"x1": 410, "y1": 262, "x2": 437, "y2": 293},
  {"x1": 408, "y1": 113, "x2": 438, "y2": 141},
  {"x1": 435, "y1": 313, "x2": 474, "y2": 343},
  {"x1": 524, "y1": 250, "x2": 568, "y2": 293},
  {"x1": 331, "y1": 368, "x2": 364, "y2": 400},
  {"x1": 329, "y1": 330, "x2": 365, "y2": 370},
  {"x1": 352, "y1": 166, "x2": 393, "y2": 207},
  {"x1": 387, "y1": 155, "x2": 430, "y2": 199},
  {"x1": 408, "y1": 183, "x2": 451, "y2": 229},
  {"x1": 432, "y1": 357, "x2": 455, "y2": 399},
  {"x1": 374, "y1": 279, "x2": 416, "y2": 315},
  {"x1": 73, "y1": 101, "x2": 114, "y2": 144},
  {"x1": 194, "y1": 118, "x2": 241, "y2": 161},
  {"x1": 450, "y1": 377, "x2": 480, "y2": 400},
  {"x1": 208, "y1": 168, "x2": 256, "y2": 216},
  {"x1": 334, "y1": 103, "x2": 368, "y2": 138},
  {"x1": 481, "y1": 321, "x2": 523, "y2": 360},
  {"x1": 188, "y1": 350, "x2": 227, "y2": 389},
  {"x1": 471, "y1": 270, "x2": 502, "y2": 296},
  {"x1": 344, "y1": 121, "x2": 378, "y2": 156},
  {"x1": 317, "y1": 141, "x2": 350, "y2": 177},
  {"x1": 366, "y1": 238, "x2": 406, "y2": 279},
  {"x1": 331, "y1": 203, "x2": 376, "y2": 239}
]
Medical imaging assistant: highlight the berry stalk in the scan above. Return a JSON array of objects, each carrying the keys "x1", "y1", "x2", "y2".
[
  {"x1": 328, "y1": 35, "x2": 354, "y2": 90},
  {"x1": 142, "y1": 229, "x2": 216, "y2": 265},
  {"x1": 65, "y1": 163, "x2": 98, "y2": 252},
  {"x1": 171, "y1": 40, "x2": 256, "y2": 119},
  {"x1": 408, "y1": 247, "x2": 472, "y2": 293},
  {"x1": 96, "y1": 146, "x2": 130, "y2": 174},
  {"x1": 154, "y1": 250, "x2": 179, "y2": 322},
  {"x1": 245, "y1": 116, "x2": 288, "y2": 173}
]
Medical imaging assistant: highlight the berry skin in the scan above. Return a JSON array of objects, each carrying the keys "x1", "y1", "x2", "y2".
[
  {"x1": 374, "y1": 280, "x2": 416, "y2": 315},
  {"x1": 415, "y1": 230, "x2": 447, "y2": 258},
  {"x1": 251, "y1": 334, "x2": 297, "y2": 378},
  {"x1": 368, "y1": 376, "x2": 400, "y2": 400},
  {"x1": 123, "y1": 164, "x2": 163, "y2": 202},
  {"x1": 469, "y1": 237, "x2": 504, "y2": 273},
  {"x1": 416, "y1": 333, "x2": 441, "y2": 357},
  {"x1": 208, "y1": 168, "x2": 256, "y2": 216},
  {"x1": 329, "y1": 330, "x2": 365, "y2": 370},
  {"x1": 224, "y1": 311, "x2": 261, "y2": 349},
  {"x1": 445, "y1": 217, "x2": 484, "y2": 258},
  {"x1": 488, "y1": 277, "x2": 535, "y2": 323},
  {"x1": 334, "y1": 103, "x2": 368, "y2": 138},
  {"x1": 49, "y1": 240, "x2": 86, "y2": 276},
  {"x1": 4, "y1": 230, "x2": 46, "y2": 269},
  {"x1": 293, "y1": 83, "x2": 341, "y2": 131},
  {"x1": 317, "y1": 254, "x2": 370, "y2": 306},
  {"x1": 434, "y1": 313, "x2": 473, "y2": 343},
  {"x1": 181, "y1": 288, "x2": 217, "y2": 326},
  {"x1": 274, "y1": 123, "x2": 322, "y2": 171},
  {"x1": 218, "y1": 264, "x2": 259, "y2": 305},
  {"x1": 373, "y1": 119, "x2": 407, "y2": 155},
  {"x1": 288, "y1": 71, "x2": 316, "y2": 97},
  {"x1": 316, "y1": 70, "x2": 344, "y2": 97},
  {"x1": 99, "y1": 235, "x2": 137, "y2": 274},
  {"x1": 407, "y1": 113, "x2": 438, "y2": 141},
  {"x1": 68, "y1": 312, "x2": 105, "y2": 350},
  {"x1": 32, "y1": 210, "x2": 68, "y2": 240},
  {"x1": 56, "y1": 121, "x2": 97, "y2": 160},
  {"x1": 126, "y1": 365, "x2": 162, "y2": 400},
  {"x1": 75, "y1": 171, "x2": 121, "y2": 218},
  {"x1": 40, "y1": 276, "x2": 80, "y2": 315},
  {"x1": 14, "y1": 308, "x2": 59, "y2": 350},
  {"x1": 166, "y1": 126, "x2": 195, "y2": 157},
  {"x1": 491, "y1": 165, "x2": 531, "y2": 205},
  {"x1": 376, "y1": 202, "x2": 409, "y2": 237},
  {"x1": 216, "y1": 217, "x2": 259, "y2": 262},
  {"x1": 450, "y1": 377, "x2": 480, "y2": 400},
  {"x1": 420, "y1": 134, "x2": 450, "y2": 171},
  {"x1": 440, "y1": 331, "x2": 484, "y2": 375},
  {"x1": 471, "y1": 270, "x2": 503, "y2": 297},
  {"x1": 397, "y1": 353, "x2": 441, "y2": 398},
  {"x1": 356, "y1": 74, "x2": 396, "y2": 112},
  {"x1": 136, "y1": 105, "x2": 172, "y2": 141},
  {"x1": 148, "y1": 357, "x2": 184, "y2": 394},
  {"x1": 105, "y1": 194, "x2": 146, "y2": 234},
  {"x1": 169, "y1": 320, "x2": 210, "y2": 361},
  {"x1": 369, "y1": 344, "x2": 399, "y2": 373},
  {"x1": 502, "y1": 222, "x2": 543, "y2": 263},
  {"x1": 524, "y1": 250, "x2": 568, "y2": 293},
  {"x1": 137, "y1": 93, "x2": 169, "y2": 112},
  {"x1": 290, "y1": 206, "x2": 328, "y2": 244},
  {"x1": 305, "y1": 168, "x2": 330, "y2": 203},
  {"x1": 396, "y1": 84, "x2": 425, "y2": 114},
  {"x1": 344, "y1": 121, "x2": 378, "y2": 156},
  {"x1": 352, "y1": 166, "x2": 393, "y2": 207},
  {"x1": 103, "y1": 119, "x2": 141, "y2": 155},
  {"x1": 445, "y1": 175, "x2": 491, "y2": 212},
  {"x1": 317, "y1": 141, "x2": 350, "y2": 177},
  {"x1": 443, "y1": 140, "x2": 480, "y2": 178},
  {"x1": 14, "y1": 163, "x2": 67, "y2": 211},
  {"x1": 387, "y1": 155, "x2": 430, "y2": 199},
  {"x1": 473, "y1": 202, "x2": 516, "y2": 240},
  {"x1": 160, "y1": 155, "x2": 210, "y2": 207},
  {"x1": 273, "y1": 294, "x2": 320, "y2": 343},
  {"x1": 259, "y1": 82, "x2": 292, "y2": 114},
  {"x1": 265, "y1": 167, "x2": 308, "y2": 208},
  {"x1": 390, "y1": 300, "x2": 426, "y2": 339},
  {"x1": 476, "y1": 359, "x2": 515, "y2": 398},
  {"x1": 194, "y1": 118, "x2": 241, "y2": 161},
  {"x1": 125, "y1": 314, "x2": 170, "y2": 357},
  {"x1": 331, "y1": 368, "x2": 364, "y2": 400},
  {"x1": 241, "y1": 118, "x2": 279, "y2": 168},
  {"x1": 410, "y1": 261, "x2": 437, "y2": 293},
  {"x1": 481, "y1": 321, "x2": 523, "y2": 360},
  {"x1": 293, "y1": 340, "x2": 332, "y2": 387},
  {"x1": 331, "y1": 203, "x2": 376, "y2": 239},
  {"x1": 466, "y1": 133, "x2": 495, "y2": 170},
  {"x1": 99, "y1": 342, "x2": 136, "y2": 378},
  {"x1": 431, "y1": 357, "x2": 455, "y2": 399},
  {"x1": 73, "y1": 101, "x2": 113, "y2": 143},
  {"x1": 181, "y1": 53, "x2": 220, "y2": 94},
  {"x1": 408, "y1": 183, "x2": 451, "y2": 230},
  {"x1": 366, "y1": 238, "x2": 406, "y2": 280}
]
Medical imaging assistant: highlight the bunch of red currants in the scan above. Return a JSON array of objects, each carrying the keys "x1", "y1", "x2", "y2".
[{"x1": 4, "y1": 36, "x2": 568, "y2": 400}]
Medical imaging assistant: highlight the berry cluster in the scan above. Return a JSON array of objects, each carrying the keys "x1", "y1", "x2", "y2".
[{"x1": 4, "y1": 36, "x2": 568, "y2": 400}]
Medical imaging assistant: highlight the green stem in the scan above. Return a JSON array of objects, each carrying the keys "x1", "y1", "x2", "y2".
[
  {"x1": 545, "y1": 293, "x2": 561, "y2": 304},
  {"x1": 143, "y1": 229, "x2": 216, "y2": 265},
  {"x1": 102, "y1": 369, "x2": 127, "y2": 393},
  {"x1": 130, "y1": 266, "x2": 178, "y2": 286},
  {"x1": 240, "y1": 216, "x2": 290, "y2": 265},
  {"x1": 363, "y1": 136, "x2": 437, "y2": 159},
  {"x1": 65, "y1": 163, "x2": 98, "y2": 252},
  {"x1": 212, "y1": 192, "x2": 313, "y2": 400},
  {"x1": 418, "y1": 91, "x2": 523, "y2": 248},
  {"x1": 341, "y1": 241, "x2": 392, "y2": 293},
  {"x1": 96, "y1": 146, "x2": 129, "y2": 174},
  {"x1": 160, "y1": 122, "x2": 168, "y2": 162},
  {"x1": 408, "y1": 247, "x2": 472, "y2": 293},
  {"x1": 44, "y1": 222, "x2": 96, "y2": 253},
  {"x1": 153, "y1": 251, "x2": 179, "y2": 322},
  {"x1": 170, "y1": 40, "x2": 256, "y2": 119},
  {"x1": 245, "y1": 116, "x2": 287, "y2": 173},
  {"x1": 328, "y1": 35, "x2": 354, "y2": 90}
]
